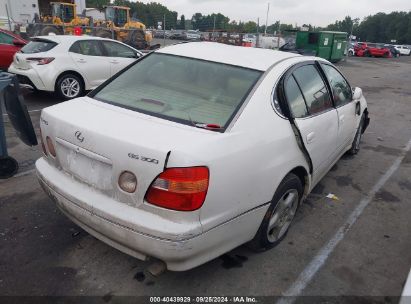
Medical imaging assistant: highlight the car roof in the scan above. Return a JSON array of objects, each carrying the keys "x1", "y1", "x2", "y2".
[
  {"x1": 32, "y1": 35, "x2": 140, "y2": 52},
  {"x1": 34, "y1": 35, "x2": 107, "y2": 43},
  {"x1": 157, "y1": 42, "x2": 300, "y2": 71},
  {"x1": 0, "y1": 28, "x2": 26, "y2": 41}
]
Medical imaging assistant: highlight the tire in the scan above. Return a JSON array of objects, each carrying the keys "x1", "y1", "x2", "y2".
[
  {"x1": 56, "y1": 74, "x2": 84, "y2": 100},
  {"x1": 348, "y1": 115, "x2": 365, "y2": 155},
  {"x1": 40, "y1": 25, "x2": 61, "y2": 36},
  {"x1": 0, "y1": 156, "x2": 19, "y2": 179},
  {"x1": 125, "y1": 29, "x2": 147, "y2": 49},
  {"x1": 248, "y1": 173, "x2": 303, "y2": 251},
  {"x1": 96, "y1": 29, "x2": 113, "y2": 39}
]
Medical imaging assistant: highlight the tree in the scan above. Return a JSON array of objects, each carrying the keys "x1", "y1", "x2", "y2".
[
  {"x1": 86, "y1": 0, "x2": 110, "y2": 9},
  {"x1": 179, "y1": 14, "x2": 186, "y2": 30},
  {"x1": 325, "y1": 12, "x2": 411, "y2": 44},
  {"x1": 243, "y1": 21, "x2": 257, "y2": 33}
]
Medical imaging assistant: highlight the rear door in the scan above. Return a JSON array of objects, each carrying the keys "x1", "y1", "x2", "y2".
[
  {"x1": 68, "y1": 40, "x2": 110, "y2": 88},
  {"x1": 282, "y1": 63, "x2": 339, "y2": 183},
  {"x1": 100, "y1": 40, "x2": 139, "y2": 76},
  {"x1": 320, "y1": 63, "x2": 359, "y2": 153}
]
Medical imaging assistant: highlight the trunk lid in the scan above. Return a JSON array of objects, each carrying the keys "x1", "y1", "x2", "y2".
[{"x1": 41, "y1": 97, "x2": 218, "y2": 207}]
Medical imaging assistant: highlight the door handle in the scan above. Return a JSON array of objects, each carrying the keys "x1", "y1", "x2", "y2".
[
  {"x1": 110, "y1": 60, "x2": 119, "y2": 64},
  {"x1": 339, "y1": 114, "x2": 345, "y2": 123},
  {"x1": 306, "y1": 132, "x2": 315, "y2": 144},
  {"x1": 77, "y1": 59, "x2": 86, "y2": 63}
]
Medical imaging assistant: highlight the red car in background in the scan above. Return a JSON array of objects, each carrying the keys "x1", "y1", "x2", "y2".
[
  {"x1": 0, "y1": 29, "x2": 27, "y2": 70},
  {"x1": 355, "y1": 42, "x2": 391, "y2": 58}
]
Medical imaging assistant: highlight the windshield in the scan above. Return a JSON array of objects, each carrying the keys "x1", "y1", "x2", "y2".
[
  {"x1": 51, "y1": 3, "x2": 61, "y2": 17},
  {"x1": 105, "y1": 7, "x2": 115, "y2": 21},
  {"x1": 106, "y1": 7, "x2": 127, "y2": 26},
  {"x1": 20, "y1": 39, "x2": 57, "y2": 53},
  {"x1": 93, "y1": 53, "x2": 262, "y2": 129}
]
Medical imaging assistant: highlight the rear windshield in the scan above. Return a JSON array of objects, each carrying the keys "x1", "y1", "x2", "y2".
[
  {"x1": 20, "y1": 39, "x2": 57, "y2": 54},
  {"x1": 93, "y1": 53, "x2": 262, "y2": 129}
]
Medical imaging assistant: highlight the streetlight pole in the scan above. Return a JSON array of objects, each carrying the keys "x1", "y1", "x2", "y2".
[
  {"x1": 163, "y1": 14, "x2": 166, "y2": 47},
  {"x1": 264, "y1": 3, "x2": 270, "y2": 36},
  {"x1": 346, "y1": 17, "x2": 359, "y2": 61}
]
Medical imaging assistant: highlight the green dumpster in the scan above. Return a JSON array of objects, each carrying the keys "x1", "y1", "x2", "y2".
[{"x1": 296, "y1": 31, "x2": 347, "y2": 62}]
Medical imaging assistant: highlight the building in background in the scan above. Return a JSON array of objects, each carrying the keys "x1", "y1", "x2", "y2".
[
  {"x1": 0, "y1": 0, "x2": 39, "y2": 25},
  {"x1": 0, "y1": 0, "x2": 86, "y2": 26}
]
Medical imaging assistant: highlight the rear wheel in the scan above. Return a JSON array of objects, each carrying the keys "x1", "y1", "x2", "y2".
[
  {"x1": 125, "y1": 29, "x2": 147, "y2": 49},
  {"x1": 40, "y1": 25, "x2": 61, "y2": 36},
  {"x1": 96, "y1": 29, "x2": 113, "y2": 39},
  {"x1": 249, "y1": 173, "x2": 302, "y2": 251},
  {"x1": 56, "y1": 74, "x2": 84, "y2": 100}
]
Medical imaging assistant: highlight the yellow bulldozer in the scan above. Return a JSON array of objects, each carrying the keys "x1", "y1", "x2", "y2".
[
  {"x1": 28, "y1": 2, "x2": 91, "y2": 36},
  {"x1": 93, "y1": 6, "x2": 152, "y2": 49}
]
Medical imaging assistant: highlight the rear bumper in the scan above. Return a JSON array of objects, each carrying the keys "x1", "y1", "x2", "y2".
[
  {"x1": 8, "y1": 64, "x2": 50, "y2": 91},
  {"x1": 36, "y1": 158, "x2": 267, "y2": 271}
]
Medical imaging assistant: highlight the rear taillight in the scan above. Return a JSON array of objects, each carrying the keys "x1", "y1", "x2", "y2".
[
  {"x1": 39, "y1": 129, "x2": 47, "y2": 156},
  {"x1": 27, "y1": 57, "x2": 55, "y2": 65},
  {"x1": 46, "y1": 136, "x2": 56, "y2": 157},
  {"x1": 145, "y1": 167, "x2": 209, "y2": 211}
]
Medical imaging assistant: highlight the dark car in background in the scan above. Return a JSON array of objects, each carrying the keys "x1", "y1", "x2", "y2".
[{"x1": 0, "y1": 29, "x2": 27, "y2": 70}]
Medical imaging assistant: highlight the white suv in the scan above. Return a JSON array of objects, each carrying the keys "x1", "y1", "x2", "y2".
[
  {"x1": 394, "y1": 45, "x2": 411, "y2": 56},
  {"x1": 9, "y1": 35, "x2": 142, "y2": 99}
]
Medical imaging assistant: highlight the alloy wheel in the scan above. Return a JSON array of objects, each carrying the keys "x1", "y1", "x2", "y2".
[
  {"x1": 61, "y1": 77, "x2": 80, "y2": 98},
  {"x1": 266, "y1": 189, "x2": 299, "y2": 243}
]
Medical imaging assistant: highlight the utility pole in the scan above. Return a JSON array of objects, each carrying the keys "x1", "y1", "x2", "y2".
[
  {"x1": 5, "y1": 4, "x2": 11, "y2": 31},
  {"x1": 346, "y1": 17, "x2": 359, "y2": 61},
  {"x1": 163, "y1": 14, "x2": 166, "y2": 47},
  {"x1": 256, "y1": 17, "x2": 260, "y2": 48},
  {"x1": 264, "y1": 3, "x2": 270, "y2": 36},
  {"x1": 213, "y1": 15, "x2": 216, "y2": 33}
]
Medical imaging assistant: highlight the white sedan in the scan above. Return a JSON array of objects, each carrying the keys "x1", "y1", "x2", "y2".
[
  {"x1": 8, "y1": 35, "x2": 142, "y2": 100},
  {"x1": 36, "y1": 42, "x2": 369, "y2": 271}
]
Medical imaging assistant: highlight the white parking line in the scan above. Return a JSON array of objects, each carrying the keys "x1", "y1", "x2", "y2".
[
  {"x1": 277, "y1": 138, "x2": 411, "y2": 304},
  {"x1": 13, "y1": 168, "x2": 36, "y2": 178}
]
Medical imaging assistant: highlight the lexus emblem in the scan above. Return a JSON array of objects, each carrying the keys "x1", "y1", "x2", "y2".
[{"x1": 75, "y1": 131, "x2": 84, "y2": 143}]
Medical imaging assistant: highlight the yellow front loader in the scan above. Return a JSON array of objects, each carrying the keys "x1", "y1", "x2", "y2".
[
  {"x1": 94, "y1": 6, "x2": 152, "y2": 49},
  {"x1": 28, "y1": 2, "x2": 91, "y2": 36}
]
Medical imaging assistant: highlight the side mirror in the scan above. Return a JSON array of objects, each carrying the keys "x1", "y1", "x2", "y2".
[
  {"x1": 353, "y1": 87, "x2": 363, "y2": 100},
  {"x1": 13, "y1": 39, "x2": 26, "y2": 47}
]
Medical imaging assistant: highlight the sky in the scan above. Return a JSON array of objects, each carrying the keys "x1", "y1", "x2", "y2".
[{"x1": 136, "y1": 0, "x2": 410, "y2": 27}]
